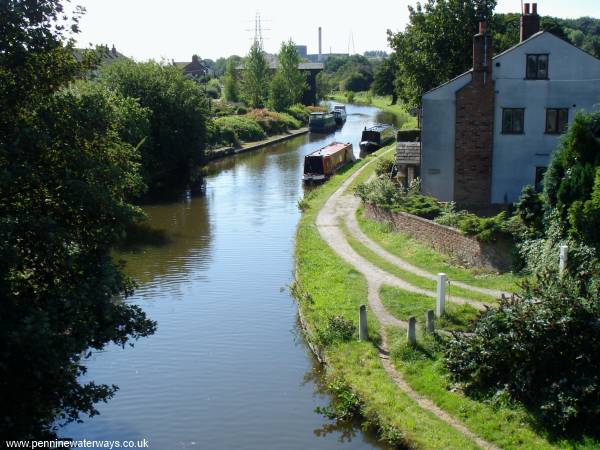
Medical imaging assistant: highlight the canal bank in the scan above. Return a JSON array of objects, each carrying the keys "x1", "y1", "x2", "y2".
[{"x1": 207, "y1": 127, "x2": 309, "y2": 161}]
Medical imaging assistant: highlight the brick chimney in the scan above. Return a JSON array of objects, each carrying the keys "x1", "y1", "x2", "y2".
[
  {"x1": 520, "y1": 3, "x2": 540, "y2": 42},
  {"x1": 453, "y1": 20, "x2": 495, "y2": 207},
  {"x1": 472, "y1": 21, "x2": 493, "y2": 85}
]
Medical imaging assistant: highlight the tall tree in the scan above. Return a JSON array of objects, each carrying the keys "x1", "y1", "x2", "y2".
[
  {"x1": 99, "y1": 60, "x2": 209, "y2": 190},
  {"x1": 269, "y1": 40, "x2": 307, "y2": 111},
  {"x1": 223, "y1": 56, "x2": 241, "y2": 102},
  {"x1": 388, "y1": 0, "x2": 497, "y2": 107},
  {"x1": 0, "y1": 0, "x2": 155, "y2": 437},
  {"x1": 241, "y1": 41, "x2": 270, "y2": 108},
  {"x1": 371, "y1": 54, "x2": 398, "y2": 104}
]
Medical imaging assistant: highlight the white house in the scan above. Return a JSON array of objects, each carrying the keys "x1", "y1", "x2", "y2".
[{"x1": 420, "y1": 3, "x2": 600, "y2": 206}]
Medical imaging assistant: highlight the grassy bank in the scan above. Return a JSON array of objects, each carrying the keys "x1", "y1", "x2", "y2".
[
  {"x1": 356, "y1": 208, "x2": 523, "y2": 293},
  {"x1": 295, "y1": 145, "x2": 481, "y2": 448},
  {"x1": 328, "y1": 92, "x2": 418, "y2": 129}
]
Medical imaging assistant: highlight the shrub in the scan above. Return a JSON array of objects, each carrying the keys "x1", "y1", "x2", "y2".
[
  {"x1": 365, "y1": 90, "x2": 373, "y2": 104},
  {"x1": 316, "y1": 315, "x2": 356, "y2": 346},
  {"x1": 235, "y1": 105, "x2": 248, "y2": 115},
  {"x1": 206, "y1": 119, "x2": 239, "y2": 147},
  {"x1": 212, "y1": 115, "x2": 266, "y2": 143},
  {"x1": 287, "y1": 103, "x2": 311, "y2": 122},
  {"x1": 544, "y1": 110, "x2": 600, "y2": 250},
  {"x1": 393, "y1": 194, "x2": 442, "y2": 220},
  {"x1": 211, "y1": 100, "x2": 238, "y2": 117},
  {"x1": 435, "y1": 206, "x2": 510, "y2": 243},
  {"x1": 354, "y1": 177, "x2": 402, "y2": 208},
  {"x1": 514, "y1": 185, "x2": 545, "y2": 236},
  {"x1": 445, "y1": 270, "x2": 600, "y2": 431},
  {"x1": 374, "y1": 157, "x2": 395, "y2": 177},
  {"x1": 245, "y1": 108, "x2": 301, "y2": 134},
  {"x1": 346, "y1": 91, "x2": 355, "y2": 103},
  {"x1": 205, "y1": 84, "x2": 220, "y2": 99},
  {"x1": 99, "y1": 59, "x2": 209, "y2": 189}
]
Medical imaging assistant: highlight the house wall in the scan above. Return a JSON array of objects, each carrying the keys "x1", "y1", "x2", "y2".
[
  {"x1": 421, "y1": 73, "x2": 471, "y2": 202},
  {"x1": 491, "y1": 33, "x2": 600, "y2": 203}
]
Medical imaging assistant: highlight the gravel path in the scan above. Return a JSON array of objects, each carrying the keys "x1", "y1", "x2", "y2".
[{"x1": 315, "y1": 151, "x2": 501, "y2": 450}]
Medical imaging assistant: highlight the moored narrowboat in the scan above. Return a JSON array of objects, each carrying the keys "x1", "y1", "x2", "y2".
[
  {"x1": 331, "y1": 105, "x2": 347, "y2": 125},
  {"x1": 303, "y1": 142, "x2": 355, "y2": 183},
  {"x1": 359, "y1": 124, "x2": 396, "y2": 152},
  {"x1": 308, "y1": 112, "x2": 337, "y2": 133}
]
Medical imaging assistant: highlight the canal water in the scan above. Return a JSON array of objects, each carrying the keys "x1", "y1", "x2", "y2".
[{"x1": 62, "y1": 104, "x2": 397, "y2": 449}]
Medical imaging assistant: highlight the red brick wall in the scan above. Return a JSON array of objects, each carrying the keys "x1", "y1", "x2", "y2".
[
  {"x1": 364, "y1": 203, "x2": 512, "y2": 272},
  {"x1": 453, "y1": 31, "x2": 494, "y2": 207}
]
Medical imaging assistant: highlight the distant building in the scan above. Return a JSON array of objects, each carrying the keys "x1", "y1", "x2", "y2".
[
  {"x1": 420, "y1": 2, "x2": 600, "y2": 206},
  {"x1": 295, "y1": 45, "x2": 308, "y2": 58},
  {"x1": 172, "y1": 55, "x2": 209, "y2": 78}
]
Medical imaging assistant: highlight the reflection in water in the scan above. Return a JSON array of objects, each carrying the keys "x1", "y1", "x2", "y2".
[{"x1": 62, "y1": 104, "x2": 393, "y2": 450}]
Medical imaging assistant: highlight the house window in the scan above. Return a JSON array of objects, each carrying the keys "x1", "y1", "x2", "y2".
[
  {"x1": 535, "y1": 167, "x2": 547, "y2": 192},
  {"x1": 502, "y1": 108, "x2": 525, "y2": 134},
  {"x1": 545, "y1": 108, "x2": 569, "y2": 134},
  {"x1": 526, "y1": 54, "x2": 549, "y2": 79}
]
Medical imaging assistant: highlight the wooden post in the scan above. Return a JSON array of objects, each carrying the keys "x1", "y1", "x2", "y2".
[
  {"x1": 359, "y1": 305, "x2": 368, "y2": 341},
  {"x1": 426, "y1": 310, "x2": 435, "y2": 333},
  {"x1": 407, "y1": 316, "x2": 417, "y2": 345},
  {"x1": 559, "y1": 245, "x2": 568, "y2": 276},
  {"x1": 436, "y1": 273, "x2": 447, "y2": 317}
]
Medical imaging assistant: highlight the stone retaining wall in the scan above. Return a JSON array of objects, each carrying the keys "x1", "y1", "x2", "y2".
[{"x1": 364, "y1": 203, "x2": 512, "y2": 272}]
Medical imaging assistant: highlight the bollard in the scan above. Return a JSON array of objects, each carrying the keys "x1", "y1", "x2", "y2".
[
  {"x1": 436, "y1": 273, "x2": 447, "y2": 317},
  {"x1": 407, "y1": 316, "x2": 417, "y2": 345},
  {"x1": 359, "y1": 304, "x2": 368, "y2": 341},
  {"x1": 426, "y1": 310, "x2": 435, "y2": 333},
  {"x1": 559, "y1": 245, "x2": 568, "y2": 276}
]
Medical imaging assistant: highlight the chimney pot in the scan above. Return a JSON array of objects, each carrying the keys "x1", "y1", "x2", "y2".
[
  {"x1": 479, "y1": 21, "x2": 487, "y2": 34},
  {"x1": 520, "y1": 3, "x2": 540, "y2": 41}
]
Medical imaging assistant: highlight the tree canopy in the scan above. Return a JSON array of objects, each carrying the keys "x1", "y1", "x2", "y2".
[
  {"x1": 0, "y1": 0, "x2": 156, "y2": 437},
  {"x1": 99, "y1": 59, "x2": 209, "y2": 191},
  {"x1": 388, "y1": 0, "x2": 497, "y2": 107},
  {"x1": 269, "y1": 40, "x2": 307, "y2": 111},
  {"x1": 241, "y1": 42, "x2": 270, "y2": 108}
]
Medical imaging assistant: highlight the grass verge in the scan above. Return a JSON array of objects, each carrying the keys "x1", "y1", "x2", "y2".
[
  {"x1": 294, "y1": 145, "x2": 482, "y2": 448},
  {"x1": 342, "y1": 220, "x2": 497, "y2": 304},
  {"x1": 356, "y1": 207, "x2": 524, "y2": 293},
  {"x1": 379, "y1": 285, "x2": 480, "y2": 332}
]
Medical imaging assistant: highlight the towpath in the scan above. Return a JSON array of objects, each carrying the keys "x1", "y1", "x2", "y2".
[{"x1": 315, "y1": 149, "x2": 501, "y2": 450}]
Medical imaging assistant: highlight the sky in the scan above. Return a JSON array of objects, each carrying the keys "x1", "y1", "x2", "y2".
[{"x1": 69, "y1": 0, "x2": 600, "y2": 62}]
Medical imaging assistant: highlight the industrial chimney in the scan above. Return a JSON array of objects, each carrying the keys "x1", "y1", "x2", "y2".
[
  {"x1": 318, "y1": 27, "x2": 322, "y2": 61},
  {"x1": 520, "y1": 3, "x2": 540, "y2": 42}
]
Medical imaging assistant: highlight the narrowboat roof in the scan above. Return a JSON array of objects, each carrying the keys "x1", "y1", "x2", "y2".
[
  {"x1": 306, "y1": 142, "x2": 351, "y2": 157},
  {"x1": 364, "y1": 123, "x2": 392, "y2": 132},
  {"x1": 333, "y1": 105, "x2": 346, "y2": 110}
]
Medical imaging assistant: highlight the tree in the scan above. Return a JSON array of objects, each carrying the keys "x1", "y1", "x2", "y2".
[
  {"x1": 343, "y1": 70, "x2": 371, "y2": 92},
  {"x1": 0, "y1": 1, "x2": 156, "y2": 437},
  {"x1": 268, "y1": 40, "x2": 307, "y2": 111},
  {"x1": 241, "y1": 41, "x2": 270, "y2": 108},
  {"x1": 269, "y1": 72, "x2": 290, "y2": 112},
  {"x1": 372, "y1": 54, "x2": 398, "y2": 104},
  {"x1": 99, "y1": 60, "x2": 209, "y2": 190},
  {"x1": 544, "y1": 110, "x2": 600, "y2": 249},
  {"x1": 223, "y1": 56, "x2": 241, "y2": 102},
  {"x1": 388, "y1": 0, "x2": 497, "y2": 106}
]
